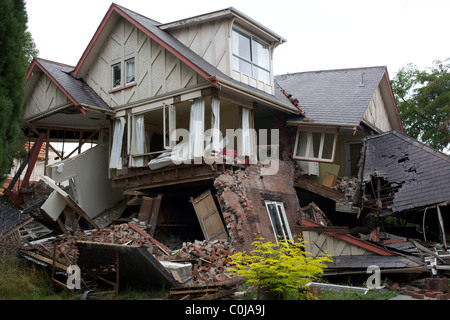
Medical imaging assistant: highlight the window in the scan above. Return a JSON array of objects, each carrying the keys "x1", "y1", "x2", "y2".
[
  {"x1": 293, "y1": 128, "x2": 337, "y2": 162},
  {"x1": 265, "y1": 201, "x2": 292, "y2": 242},
  {"x1": 125, "y1": 58, "x2": 135, "y2": 84},
  {"x1": 232, "y1": 28, "x2": 271, "y2": 84},
  {"x1": 112, "y1": 63, "x2": 121, "y2": 88},
  {"x1": 111, "y1": 58, "x2": 135, "y2": 90}
]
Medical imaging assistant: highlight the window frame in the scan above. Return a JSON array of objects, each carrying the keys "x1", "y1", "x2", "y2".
[
  {"x1": 231, "y1": 27, "x2": 271, "y2": 85},
  {"x1": 264, "y1": 200, "x2": 293, "y2": 243},
  {"x1": 125, "y1": 58, "x2": 136, "y2": 85},
  {"x1": 112, "y1": 63, "x2": 122, "y2": 89},
  {"x1": 293, "y1": 127, "x2": 338, "y2": 163}
]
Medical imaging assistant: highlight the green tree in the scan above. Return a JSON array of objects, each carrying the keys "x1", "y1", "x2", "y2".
[
  {"x1": 391, "y1": 59, "x2": 450, "y2": 152},
  {"x1": 0, "y1": 0, "x2": 36, "y2": 183}
]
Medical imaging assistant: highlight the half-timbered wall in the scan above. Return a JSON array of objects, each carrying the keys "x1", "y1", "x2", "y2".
[
  {"x1": 168, "y1": 19, "x2": 232, "y2": 78},
  {"x1": 84, "y1": 18, "x2": 208, "y2": 109},
  {"x1": 303, "y1": 231, "x2": 373, "y2": 257},
  {"x1": 23, "y1": 72, "x2": 71, "y2": 120}
]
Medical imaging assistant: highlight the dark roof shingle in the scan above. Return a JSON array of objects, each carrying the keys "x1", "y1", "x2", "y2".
[
  {"x1": 36, "y1": 58, "x2": 111, "y2": 111},
  {"x1": 275, "y1": 67, "x2": 387, "y2": 126},
  {"x1": 363, "y1": 130, "x2": 450, "y2": 212}
]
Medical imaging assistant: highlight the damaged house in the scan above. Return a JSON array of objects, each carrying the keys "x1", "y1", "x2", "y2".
[{"x1": 1, "y1": 3, "x2": 449, "y2": 293}]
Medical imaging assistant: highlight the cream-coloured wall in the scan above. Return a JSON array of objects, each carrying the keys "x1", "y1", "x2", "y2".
[
  {"x1": 85, "y1": 18, "x2": 207, "y2": 109},
  {"x1": 23, "y1": 72, "x2": 71, "y2": 120},
  {"x1": 168, "y1": 19, "x2": 231, "y2": 77},
  {"x1": 363, "y1": 86, "x2": 393, "y2": 132},
  {"x1": 168, "y1": 19, "x2": 274, "y2": 95}
]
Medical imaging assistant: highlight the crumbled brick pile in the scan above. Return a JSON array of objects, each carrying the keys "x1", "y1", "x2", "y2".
[
  {"x1": 160, "y1": 239, "x2": 237, "y2": 286},
  {"x1": 44, "y1": 222, "x2": 238, "y2": 287}
]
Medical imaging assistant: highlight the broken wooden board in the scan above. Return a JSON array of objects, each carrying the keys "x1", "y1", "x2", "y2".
[
  {"x1": 190, "y1": 190, "x2": 227, "y2": 241},
  {"x1": 39, "y1": 175, "x2": 99, "y2": 230}
]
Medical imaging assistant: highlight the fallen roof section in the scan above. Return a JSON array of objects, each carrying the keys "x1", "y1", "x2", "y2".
[{"x1": 362, "y1": 130, "x2": 450, "y2": 212}]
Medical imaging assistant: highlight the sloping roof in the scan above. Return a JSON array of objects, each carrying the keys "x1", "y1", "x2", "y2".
[
  {"x1": 275, "y1": 66, "x2": 389, "y2": 127},
  {"x1": 27, "y1": 58, "x2": 111, "y2": 112},
  {"x1": 71, "y1": 3, "x2": 298, "y2": 114},
  {"x1": 363, "y1": 130, "x2": 450, "y2": 212}
]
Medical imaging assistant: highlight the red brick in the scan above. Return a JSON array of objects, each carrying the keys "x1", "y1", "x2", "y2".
[
  {"x1": 436, "y1": 293, "x2": 448, "y2": 300},
  {"x1": 412, "y1": 293, "x2": 424, "y2": 299}
]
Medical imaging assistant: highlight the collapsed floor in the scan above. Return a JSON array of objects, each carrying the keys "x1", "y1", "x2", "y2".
[{"x1": 1, "y1": 160, "x2": 449, "y2": 300}]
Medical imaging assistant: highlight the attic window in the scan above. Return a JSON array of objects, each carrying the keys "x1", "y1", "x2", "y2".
[
  {"x1": 112, "y1": 63, "x2": 121, "y2": 88},
  {"x1": 293, "y1": 128, "x2": 337, "y2": 162},
  {"x1": 232, "y1": 28, "x2": 271, "y2": 85},
  {"x1": 125, "y1": 58, "x2": 135, "y2": 85}
]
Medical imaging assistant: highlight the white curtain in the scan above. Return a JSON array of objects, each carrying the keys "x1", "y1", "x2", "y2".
[
  {"x1": 164, "y1": 104, "x2": 176, "y2": 149},
  {"x1": 189, "y1": 98, "x2": 205, "y2": 160},
  {"x1": 130, "y1": 114, "x2": 146, "y2": 167},
  {"x1": 109, "y1": 117, "x2": 126, "y2": 169},
  {"x1": 211, "y1": 97, "x2": 221, "y2": 154},
  {"x1": 241, "y1": 107, "x2": 251, "y2": 157}
]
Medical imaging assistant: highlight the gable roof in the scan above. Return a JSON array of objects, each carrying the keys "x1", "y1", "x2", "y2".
[
  {"x1": 275, "y1": 66, "x2": 402, "y2": 129},
  {"x1": 363, "y1": 130, "x2": 450, "y2": 212},
  {"x1": 71, "y1": 3, "x2": 298, "y2": 114},
  {"x1": 26, "y1": 58, "x2": 111, "y2": 113},
  {"x1": 159, "y1": 7, "x2": 286, "y2": 46}
]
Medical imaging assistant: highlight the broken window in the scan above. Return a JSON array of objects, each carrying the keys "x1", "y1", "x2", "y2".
[
  {"x1": 293, "y1": 128, "x2": 337, "y2": 162},
  {"x1": 265, "y1": 200, "x2": 293, "y2": 242}
]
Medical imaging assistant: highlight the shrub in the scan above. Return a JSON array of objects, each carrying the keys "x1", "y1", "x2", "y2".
[{"x1": 228, "y1": 237, "x2": 332, "y2": 300}]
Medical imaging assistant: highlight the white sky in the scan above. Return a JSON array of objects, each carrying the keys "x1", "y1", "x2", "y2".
[{"x1": 26, "y1": 0, "x2": 450, "y2": 78}]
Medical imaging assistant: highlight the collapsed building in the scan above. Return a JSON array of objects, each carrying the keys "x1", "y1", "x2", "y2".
[{"x1": 1, "y1": 3, "x2": 449, "y2": 296}]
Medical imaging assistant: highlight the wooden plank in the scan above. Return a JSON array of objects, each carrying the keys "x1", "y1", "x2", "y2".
[
  {"x1": 138, "y1": 197, "x2": 154, "y2": 223},
  {"x1": 295, "y1": 179, "x2": 344, "y2": 202},
  {"x1": 190, "y1": 190, "x2": 227, "y2": 241},
  {"x1": 148, "y1": 194, "x2": 163, "y2": 237}
]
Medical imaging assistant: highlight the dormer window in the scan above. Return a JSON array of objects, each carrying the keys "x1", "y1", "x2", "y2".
[{"x1": 232, "y1": 28, "x2": 271, "y2": 84}]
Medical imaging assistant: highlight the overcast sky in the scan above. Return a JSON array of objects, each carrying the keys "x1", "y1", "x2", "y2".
[{"x1": 25, "y1": 0, "x2": 450, "y2": 78}]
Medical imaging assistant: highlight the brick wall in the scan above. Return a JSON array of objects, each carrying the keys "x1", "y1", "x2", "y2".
[{"x1": 214, "y1": 160, "x2": 301, "y2": 253}]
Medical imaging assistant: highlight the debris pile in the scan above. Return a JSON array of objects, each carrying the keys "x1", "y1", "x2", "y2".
[
  {"x1": 162, "y1": 239, "x2": 235, "y2": 286},
  {"x1": 17, "y1": 217, "x2": 239, "y2": 292}
]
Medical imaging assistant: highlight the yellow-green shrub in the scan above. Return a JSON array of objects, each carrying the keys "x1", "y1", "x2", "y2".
[{"x1": 228, "y1": 237, "x2": 332, "y2": 300}]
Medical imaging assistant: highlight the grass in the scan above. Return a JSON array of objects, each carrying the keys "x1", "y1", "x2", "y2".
[
  {"x1": 0, "y1": 253, "x2": 61, "y2": 300},
  {"x1": 321, "y1": 289, "x2": 398, "y2": 300}
]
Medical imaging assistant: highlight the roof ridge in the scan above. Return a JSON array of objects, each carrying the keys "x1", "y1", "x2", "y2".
[
  {"x1": 36, "y1": 57, "x2": 75, "y2": 70},
  {"x1": 275, "y1": 66, "x2": 387, "y2": 78},
  {"x1": 112, "y1": 3, "x2": 161, "y2": 25},
  {"x1": 369, "y1": 130, "x2": 450, "y2": 161}
]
